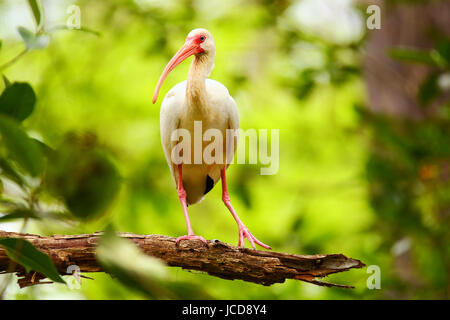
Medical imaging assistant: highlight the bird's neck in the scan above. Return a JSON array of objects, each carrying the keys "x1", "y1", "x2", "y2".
[{"x1": 186, "y1": 54, "x2": 214, "y2": 115}]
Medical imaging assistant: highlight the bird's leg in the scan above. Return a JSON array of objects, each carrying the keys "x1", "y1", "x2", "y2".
[
  {"x1": 221, "y1": 168, "x2": 271, "y2": 250},
  {"x1": 176, "y1": 164, "x2": 207, "y2": 245}
]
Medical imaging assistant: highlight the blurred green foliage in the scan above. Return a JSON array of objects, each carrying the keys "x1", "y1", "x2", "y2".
[
  {"x1": 44, "y1": 133, "x2": 121, "y2": 220},
  {"x1": 0, "y1": 0, "x2": 448, "y2": 299},
  {"x1": 361, "y1": 32, "x2": 450, "y2": 298}
]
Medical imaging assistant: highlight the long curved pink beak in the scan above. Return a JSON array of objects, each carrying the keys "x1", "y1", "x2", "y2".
[{"x1": 152, "y1": 40, "x2": 200, "y2": 104}]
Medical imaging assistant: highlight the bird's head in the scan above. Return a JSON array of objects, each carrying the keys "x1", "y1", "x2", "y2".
[
  {"x1": 152, "y1": 28, "x2": 215, "y2": 104},
  {"x1": 187, "y1": 28, "x2": 215, "y2": 55}
]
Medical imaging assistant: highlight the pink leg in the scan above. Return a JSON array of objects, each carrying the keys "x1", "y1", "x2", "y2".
[
  {"x1": 221, "y1": 168, "x2": 271, "y2": 250},
  {"x1": 176, "y1": 165, "x2": 207, "y2": 245}
]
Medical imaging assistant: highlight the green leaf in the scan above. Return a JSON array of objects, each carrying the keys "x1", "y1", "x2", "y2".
[
  {"x1": 0, "y1": 237, "x2": 65, "y2": 284},
  {"x1": 0, "y1": 158, "x2": 26, "y2": 186},
  {"x1": 0, "y1": 115, "x2": 45, "y2": 176},
  {"x1": 0, "y1": 208, "x2": 38, "y2": 222},
  {"x1": 48, "y1": 25, "x2": 101, "y2": 37},
  {"x1": 27, "y1": 0, "x2": 42, "y2": 29},
  {"x1": 44, "y1": 133, "x2": 121, "y2": 220},
  {"x1": 2, "y1": 75, "x2": 11, "y2": 88},
  {"x1": 17, "y1": 27, "x2": 34, "y2": 48},
  {"x1": 31, "y1": 137, "x2": 53, "y2": 156},
  {"x1": 418, "y1": 72, "x2": 440, "y2": 106},
  {"x1": 17, "y1": 26, "x2": 49, "y2": 50},
  {"x1": 0, "y1": 82, "x2": 36, "y2": 122},
  {"x1": 0, "y1": 197, "x2": 20, "y2": 209},
  {"x1": 0, "y1": 39, "x2": 2, "y2": 51},
  {"x1": 72, "y1": 26, "x2": 101, "y2": 37},
  {"x1": 389, "y1": 48, "x2": 435, "y2": 66},
  {"x1": 436, "y1": 40, "x2": 450, "y2": 64}
]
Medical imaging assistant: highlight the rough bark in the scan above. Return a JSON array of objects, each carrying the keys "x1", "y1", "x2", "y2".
[{"x1": 0, "y1": 230, "x2": 365, "y2": 288}]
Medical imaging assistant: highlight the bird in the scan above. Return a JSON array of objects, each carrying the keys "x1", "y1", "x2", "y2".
[{"x1": 152, "y1": 28, "x2": 271, "y2": 250}]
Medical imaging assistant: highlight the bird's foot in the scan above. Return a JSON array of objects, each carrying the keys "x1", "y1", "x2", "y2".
[
  {"x1": 237, "y1": 225, "x2": 271, "y2": 250},
  {"x1": 176, "y1": 234, "x2": 208, "y2": 246}
]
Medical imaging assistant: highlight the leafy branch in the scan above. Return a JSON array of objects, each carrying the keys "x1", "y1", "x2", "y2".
[
  {"x1": 389, "y1": 37, "x2": 450, "y2": 107},
  {"x1": 0, "y1": 0, "x2": 111, "y2": 298},
  {"x1": 0, "y1": 0, "x2": 99, "y2": 72}
]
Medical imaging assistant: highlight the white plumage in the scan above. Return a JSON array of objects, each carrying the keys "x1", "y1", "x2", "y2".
[
  {"x1": 160, "y1": 79, "x2": 239, "y2": 204},
  {"x1": 152, "y1": 28, "x2": 270, "y2": 249}
]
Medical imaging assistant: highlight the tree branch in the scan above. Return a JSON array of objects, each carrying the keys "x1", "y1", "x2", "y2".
[{"x1": 0, "y1": 230, "x2": 365, "y2": 288}]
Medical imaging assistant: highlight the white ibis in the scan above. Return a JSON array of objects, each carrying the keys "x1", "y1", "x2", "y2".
[{"x1": 152, "y1": 28, "x2": 271, "y2": 250}]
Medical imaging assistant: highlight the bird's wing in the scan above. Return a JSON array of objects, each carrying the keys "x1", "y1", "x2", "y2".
[
  {"x1": 204, "y1": 79, "x2": 240, "y2": 168},
  {"x1": 225, "y1": 94, "x2": 239, "y2": 167},
  {"x1": 160, "y1": 81, "x2": 187, "y2": 187},
  {"x1": 206, "y1": 80, "x2": 240, "y2": 167}
]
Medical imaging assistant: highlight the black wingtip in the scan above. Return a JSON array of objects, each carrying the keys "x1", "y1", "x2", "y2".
[{"x1": 204, "y1": 175, "x2": 215, "y2": 195}]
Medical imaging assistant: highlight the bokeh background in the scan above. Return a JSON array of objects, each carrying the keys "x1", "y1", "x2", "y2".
[{"x1": 0, "y1": 0, "x2": 449, "y2": 299}]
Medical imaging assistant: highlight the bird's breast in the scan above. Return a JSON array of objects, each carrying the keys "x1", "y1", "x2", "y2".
[{"x1": 160, "y1": 79, "x2": 238, "y2": 204}]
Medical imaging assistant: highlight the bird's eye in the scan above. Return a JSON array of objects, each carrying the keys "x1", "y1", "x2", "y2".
[{"x1": 200, "y1": 35, "x2": 206, "y2": 42}]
